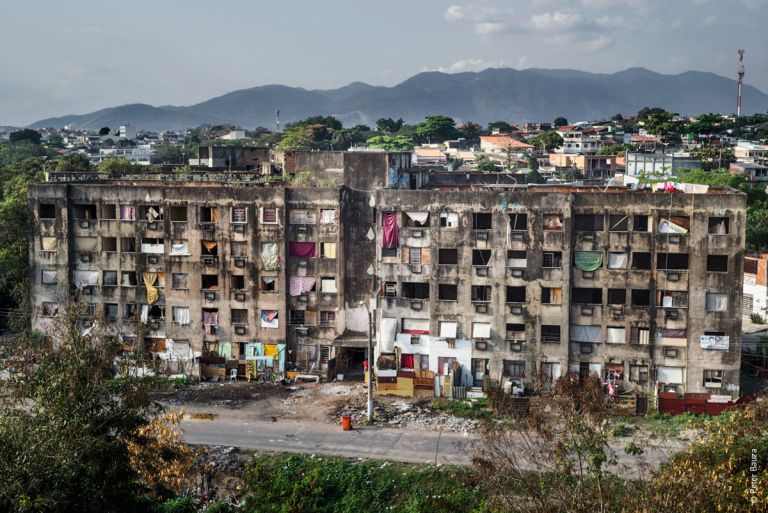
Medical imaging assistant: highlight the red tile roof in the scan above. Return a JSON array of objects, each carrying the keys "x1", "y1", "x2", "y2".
[{"x1": 480, "y1": 135, "x2": 534, "y2": 149}]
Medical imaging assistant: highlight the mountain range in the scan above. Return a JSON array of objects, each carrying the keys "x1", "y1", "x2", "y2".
[{"x1": 30, "y1": 67, "x2": 768, "y2": 131}]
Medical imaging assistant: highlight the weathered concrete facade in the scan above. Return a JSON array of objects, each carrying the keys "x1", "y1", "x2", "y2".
[{"x1": 28, "y1": 152, "x2": 745, "y2": 401}]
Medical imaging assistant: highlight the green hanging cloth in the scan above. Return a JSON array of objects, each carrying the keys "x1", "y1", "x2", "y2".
[{"x1": 574, "y1": 251, "x2": 603, "y2": 271}]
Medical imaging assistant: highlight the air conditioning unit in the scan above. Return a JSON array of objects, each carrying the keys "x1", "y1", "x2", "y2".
[
  {"x1": 409, "y1": 264, "x2": 422, "y2": 274},
  {"x1": 581, "y1": 233, "x2": 595, "y2": 241},
  {"x1": 509, "y1": 341, "x2": 523, "y2": 352},
  {"x1": 147, "y1": 221, "x2": 158, "y2": 230},
  {"x1": 147, "y1": 255, "x2": 159, "y2": 264},
  {"x1": 297, "y1": 260, "x2": 308, "y2": 268},
  {"x1": 580, "y1": 343, "x2": 593, "y2": 354},
  {"x1": 233, "y1": 224, "x2": 246, "y2": 234},
  {"x1": 666, "y1": 272, "x2": 680, "y2": 282},
  {"x1": 202, "y1": 256, "x2": 216, "y2": 266},
  {"x1": 200, "y1": 222, "x2": 215, "y2": 231},
  {"x1": 298, "y1": 294, "x2": 308, "y2": 303},
  {"x1": 510, "y1": 269, "x2": 524, "y2": 278},
  {"x1": 510, "y1": 305, "x2": 523, "y2": 315},
  {"x1": 475, "y1": 340, "x2": 488, "y2": 350},
  {"x1": 233, "y1": 257, "x2": 245, "y2": 268},
  {"x1": 474, "y1": 303, "x2": 488, "y2": 314},
  {"x1": 80, "y1": 253, "x2": 92, "y2": 263},
  {"x1": 510, "y1": 231, "x2": 525, "y2": 241},
  {"x1": 411, "y1": 229, "x2": 423, "y2": 238},
  {"x1": 475, "y1": 231, "x2": 488, "y2": 241},
  {"x1": 79, "y1": 220, "x2": 90, "y2": 229},
  {"x1": 610, "y1": 306, "x2": 624, "y2": 317},
  {"x1": 581, "y1": 306, "x2": 594, "y2": 316},
  {"x1": 410, "y1": 300, "x2": 423, "y2": 311},
  {"x1": 234, "y1": 292, "x2": 246, "y2": 302},
  {"x1": 475, "y1": 267, "x2": 489, "y2": 277},
  {"x1": 668, "y1": 234, "x2": 681, "y2": 245},
  {"x1": 665, "y1": 310, "x2": 679, "y2": 320},
  {"x1": 295, "y1": 326, "x2": 309, "y2": 335},
  {"x1": 234, "y1": 326, "x2": 247, "y2": 335},
  {"x1": 204, "y1": 291, "x2": 216, "y2": 301},
  {"x1": 582, "y1": 271, "x2": 595, "y2": 279},
  {"x1": 664, "y1": 348, "x2": 679, "y2": 358}
]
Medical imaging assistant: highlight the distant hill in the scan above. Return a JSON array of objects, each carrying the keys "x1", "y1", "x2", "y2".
[{"x1": 30, "y1": 67, "x2": 768, "y2": 131}]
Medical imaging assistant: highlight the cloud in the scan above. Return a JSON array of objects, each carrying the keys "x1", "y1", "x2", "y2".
[
  {"x1": 742, "y1": 0, "x2": 768, "y2": 8},
  {"x1": 427, "y1": 59, "x2": 511, "y2": 73},
  {"x1": 443, "y1": 4, "x2": 515, "y2": 35},
  {"x1": 699, "y1": 15, "x2": 716, "y2": 28},
  {"x1": 444, "y1": 5, "x2": 465, "y2": 21},
  {"x1": 530, "y1": 11, "x2": 584, "y2": 31}
]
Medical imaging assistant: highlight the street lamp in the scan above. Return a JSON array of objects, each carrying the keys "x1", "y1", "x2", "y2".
[{"x1": 359, "y1": 300, "x2": 374, "y2": 422}]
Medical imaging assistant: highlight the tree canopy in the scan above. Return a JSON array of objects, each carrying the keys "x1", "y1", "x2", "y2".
[
  {"x1": 415, "y1": 115, "x2": 460, "y2": 142},
  {"x1": 366, "y1": 135, "x2": 414, "y2": 152},
  {"x1": 553, "y1": 117, "x2": 568, "y2": 128},
  {"x1": 527, "y1": 130, "x2": 563, "y2": 152},
  {"x1": 376, "y1": 118, "x2": 404, "y2": 133},
  {"x1": 9, "y1": 129, "x2": 41, "y2": 145}
]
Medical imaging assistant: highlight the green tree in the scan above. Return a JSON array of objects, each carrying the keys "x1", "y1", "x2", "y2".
[
  {"x1": 9, "y1": 129, "x2": 41, "y2": 145},
  {"x1": 97, "y1": 157, "x2": 143, "y2": 175},
  {"x1": 691, "y1": 147, "x2": 736, "y2": 171},
  {"x1": 415, "y1": 115, "x2": 460, "y2": 143},
  {"x1": 525, "y1": 168, "x2": 546, "y2": 184},
  {"x1": 475, "y1": 154, "x2": 499, "y2": 172},
  {"x1": 288, "y1": 115, "x2": 342, "y2": 131},
  {"x1": 553, "y1": 116, "x2": 568, "y2": 128},
  {"x1": 274, "y1": 125, "x2": 316, "y2": 151},
  {"x1": 596, "y1": 144, "x2": 633, "y2": 157},
  {"x1": 527, "y1": 155, "x2": 539, "y2": 171},
  {"x1": 366, "y1": 135, "x2": 414, "y2": 152},
  {"x1": 376, "y1": 118, "x2": 404, "y2": 133},
  {"x1": 488, "y1": 120, "x2": 512, "y2": 133},
  {"x1": 99, "y1": 126, "x2": 111, "y2": 136},
  {"x1": 0, "y1": 142, "x2": 54, "y2": 166},
  {"x1": 55, "y1": 153, "x2": 91, "y2": 173},
  {"x1": 458, "y1": 121, "x2": 483, "y2": 140},
  {"x1": 527, "y1": 130, "x2": 563, "y2": 152},
  {"x1": 151, "y1": 144, "x2": 184, "y2": 165},
  {"x1": 611, "y1": 113, "x2": 624, "y2": 122}
]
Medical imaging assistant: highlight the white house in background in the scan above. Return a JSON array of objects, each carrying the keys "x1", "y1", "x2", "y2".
[
  {"x1": 119, "y1": 123, "x2": 137, "y2": 140},
  {"x1": 413, "y1": 147, "x2": 448, "y2": 165},
  {"x1": 624, "y1": 152, "x2": 701, "y2": 177},
  {"x1": 89, "y1": 144, "x2": 154, "y2": 165},
  {"x1": 218, "y1": 129, "x2": 247, "y2": 140},
  {"x1": 553, "y1": 125, "x2": 603, "y2": 154},
  {"x1": 735, "y1": 140, "x2": 768, "y2": 166},
  {"x1": 744, "y1": 254, "x2": 768, "y2": 321},
  {"x1": 479, "y1": 135, "x2": 534, "y2": 155}
]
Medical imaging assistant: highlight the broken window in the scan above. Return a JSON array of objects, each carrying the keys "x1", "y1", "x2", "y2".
[
  {"x1": 608, "y1": 214, "x2": 628, "y2": 232},
  {"x1": 438, "y1": 284, "x2": 458, "y2": 301},
  {"x1": 124, "y1": 303, "x2": 137, "y2": 319},
  {"x1": 320, "y1": 277, "x2": 337, "y2": 293},
  {"x1": 261, "y1": 207, "x2": 278, "y2": 224},
  {"x1": 506, "y1": 323, "x2": 525, "y2": 339},
  {"x1": 231, "y1": 206, "x2": 247, "y2": 224},
  {"x1": 703, "y1": 369, "x2": 723, "y2": 388},
  {"x1": 707, "y1": 255, "x2": 728, "y2": 272},
  {"x1": 572, "y1": 287, "x2": 602, "y2": 304},
  {"x1": 105, "y1": 303, "x2": 119, "y2": 319},
  {"x1": 260, "y1": 276, "x2": 277, "y2": 292},
  {"x1": 39, "y1": 203, "x2": 56, "y2": 219},
  {"x1": 657, "y1": 253, "x2": 689, "y2": 270},
  {"x1": 201, "y1": 206, "x2": 219, "y2": 223},
  {"x1": 120, "y1": 237, "x2": 136, "y2": 252},
  {"x1": 506, "y1": 286, "x2": 526, "y2": 303},
  {"x1": 607, "y1": 252, "x2": 628, "y2": 269},
  {"x1": 607, "y1": 289, "x2": 626, "y2": 305},
  {"x1": 541, "y1": 287, "x2": 562, "y2": 305},
  {"x1": 103, "y1": 271, "x2": 117, "y2": 286},
  {"x1": 705, "y1": 292, "x2": 728, "y2": 312},
  {"x1": 140, "y1": 238, "x2": 164, "y2": 254},
  {"x1": 169, "y1": 206, "x2": 187, "y2": 222},
  {"x1": 509, "y1": 213, "x2": 527, "y2": 231},
  {"x1": 542, "y1": 252, "x2": 562, "y2": 268},
  {"x1": 202, "y1": 274, "x2": 219, "y2": 290},
  {"x1": 631, "y1": 289, "x2": 651, "y2": 306},
  {"x1": 708, "y1": 217, "x2": 730, "y2": 235},
  {"x1": 383, "y1": 282, "x2": 397, "y2": 298},
  {"x1": 231, "y1": 309, "x2": 248, "y2": 325},
  {"x1": 631, "y1": 252, "x2": 652, "y2": 270},
  {"x1": 320, "y1": 310, "x2": 336, "y2": 326},
  {"x1": 320, "y1": 209, "x2": 336, "y2": 224},
  {"x1": 541, "y1": 325, "x2": 561, "y2": 343},
  {"x1": 72, "y1": 204, "x2": 97, "y2": 220},
  {"x1": 633, "y1": 215, "x2": 650, "y2": 232},
  {"x1": 472, "y1": 249, "x2": 492, "y2": 266},
  {"x1": 290, "y1": 209, "x2": 317, "y2": 225},
  {"x1": 120, "y1": 205, "x2": 136, "y2": 221},
  {"x1": 656, "y1": 290, "x2": 688, "y2": 308},
  {"x1": 172, "y1": 273, "x2": 188, "y2": 290},
  {"x1": 403, "y1": 212, "x2": 430, "y2": 227},
  {"x1": 140, "y1": 205, "x2": 163, "y2": 221},
  {"x1": 121, "y1": 272, "x2": 137, "y2": 287},
  {"x1": 503, "y1": 360, "x2": 526, "y2": 378},
  {"x1": 471, "y1": 285, "x2": 492, "y2": 302},
  {"x1": 289, "y1": 310, "x2": 305, "y2": 325},
  {"x1": 574, "y1": 214, "x2": 603, "y2": 231},
  {"x1": 320, "y1": 242, "x2": 337, "y2": 259},
  {"x1": 402, "y1": 282, "x2": 430, "y2": 299},
  {"x1": 658, "y1": 215, "x2": 690, "y2": 233},
  {"x1": 507, "y1": 250, "x2": 527, "y2": 268},
  {"x1": 630, "y1": 365, "x2": 649, "y2": 384},
  {"x1": 438, "y1": 248, "x2": 458, "y2": 265},
  {"x1": 439, "y1": 212, "x2": 459, "y2": 228},
  {"x1": 231, "y1": 275, "x2": 245, "y2": 290},
  {"x1": 472, "y1": 213, "x2": 492, "y2": 230},
  {"x1": 102, "y1": 204, "x2": 116, "y2": 220},
  {"x1": 102, "y1": 237, "x2": 117, "y2": 252},
  {"x1": 543, "y1": 214, "x2": 562, "y2": 231}
]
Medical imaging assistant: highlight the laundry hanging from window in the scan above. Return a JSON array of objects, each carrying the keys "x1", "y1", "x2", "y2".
[
  {"x1": 261, "y1": 310, "x2": 279, "y2": 328},
  {"x1": 142, "y1": 272, "x2": 159, "y2": 304},
  {"x1": 202, "y1": 310, "x2": 219, "y2": 334},
  {"x1": 289, "y1": 242, "x2": 316, "y2": 258},
  {"x1": 261, "y1": 243, "x2": 279, "y2": 270},
  {"x1": 382, "y1": 211, "x2": 399, "y2": 249},
  {"x1": 73, "y1": 271, "x2": 99, "y2": 290},
  {"x1": 289, "y1": 277, "x2": 316, "y2": 296},
  {"x1": 574, "y1": 251, "x2": 603, "y2": 271}
]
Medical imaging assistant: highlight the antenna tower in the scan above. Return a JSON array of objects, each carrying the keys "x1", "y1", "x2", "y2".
[
  {"x1": 737, "y1": 49, "x2": 745, "y2": 117},
  {"x1": 276, "y1": 110, "x2": 281, "y2": 133}
]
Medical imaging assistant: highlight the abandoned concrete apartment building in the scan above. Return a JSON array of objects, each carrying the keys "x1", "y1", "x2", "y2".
[{"x1": 28, "y1": 150, "x2": 745, "y2": 402}]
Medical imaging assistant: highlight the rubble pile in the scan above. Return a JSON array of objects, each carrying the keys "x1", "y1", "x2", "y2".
[
  {"x1": 155, "y1": 381, "x2": 286, "y2": 408},
  {"x1": 334, "y1": 398, "x2": 479, "y2": 433}
]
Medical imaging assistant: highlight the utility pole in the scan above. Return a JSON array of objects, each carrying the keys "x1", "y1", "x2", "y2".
[
  {"x1": 367, "y1": 305, "x2": 373, "y2": 422},
  {"x1": 737, "y1": 49, "x2": 745, "y2": 117}
]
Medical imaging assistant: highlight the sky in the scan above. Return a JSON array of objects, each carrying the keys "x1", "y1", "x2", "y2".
[{"x1": 1, "y1": 0, "x2": 766, "y2": 126}]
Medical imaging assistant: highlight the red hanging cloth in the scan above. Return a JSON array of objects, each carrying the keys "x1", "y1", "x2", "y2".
[{"x1": 382, "y1": 211, "x2": 399, "y2": 249}]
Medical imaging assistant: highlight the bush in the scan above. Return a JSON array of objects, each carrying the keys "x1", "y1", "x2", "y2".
[
  {"x1": 203, "y1": 502, "x2": 236, "y2": 513},
  {"x1": 158, "y1": 497, "x2": 199, "y2": 513}
]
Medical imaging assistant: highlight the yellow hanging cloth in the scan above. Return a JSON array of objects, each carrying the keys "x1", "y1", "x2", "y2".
[
  {"x1": 142, "y1": 272, "x2": 159, "y2": 304},
  {"x1": 263, "y1": 344, "x2": 279, "y2": 357},
  {"x1": 203, "y1": 241, "x2": 218, "y2": 253}
]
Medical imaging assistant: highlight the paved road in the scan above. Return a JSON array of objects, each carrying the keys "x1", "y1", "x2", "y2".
[{"x1": 181, "y1": 414, "x2": 684, "y2": 473}]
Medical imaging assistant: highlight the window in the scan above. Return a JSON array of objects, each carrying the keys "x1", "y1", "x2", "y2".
[
  {"x1": 503, "y1": 360, "x2": 526, "y2": 378},
  {"x1": 541, "y1": 325, "x2": 561, "y2": 343},
  {"x1": 607, "y1": 289, "x2": 626, "y2": 305},
  {"x1": 439, "y1": 321, "x2": 458, "y2": 338},
  {"x1": 657, "y1": 253, "x2": 689, "y2": 270},
  {"x1": 231, "y1": 275, "x2": 245, "y2": 290},
  {"x1": 507, "y1": 251, "x2": 527, "y2": 268},
  {"x1": 631, "y1": 252, "x2": 652, "y2": 270},
  {"x1": 289, "y1": 309, "x2": 305, "y2": 325},
  {"x1": 201, "y1": 241, "x2": 218, "y2": 256},
  {"x1": 86, "y1": 303, "x2": 96, "y2": 318},
  {"x1": 383, "y1": 281, "x2": 397, "y2": 297},
  {"x1": 572, "y1": 288, "x2": 602, "y2": 304},
  {"x1": 631, "y1": 289, "x2": 651, "y2": 306},
  {"x1": 120, "y1": 237, "x2": 136, "y2": 252},
  {"x1": 438, "y1": 284, "x2": 458, "y2": 300},
  {"x1": 659, "y1": 215, "x2": 690, "y2": 233},
  {"x1": 472, "y1": 213, "x2": 492, "y2": 230},
  {"x1": 633, "y1": 215, "x2": 650, "y2": 232},
  {"x1": 231, "y1": 309, "x2": 248, "y2": 325},
  {"x1": 471, "y1": 285, "x2": 492, "y2": 302},
  {"x1": 407, "y1": 247, "x2": 422, "y2": 265},
  {"x1": 439, "y1": 212, "x2": 458, "y2": 228},
  {"x1": 140, "y1": 238, "x2": 164, "y2": 254},
  {"x1": 42, "y1": 302, "x2": 59, "y2": 316},
  {"x1": 290, "y1": 209, "x2": 317, "y2": 225},
  {"x1": 472, "y1": 249, "x2": 492, "y2": 266},
  {"x1": 542, "y1": 252, "x2": 562, "y2": 268},
  {"x1": 202, "y1": 274, "x2": 219, "y2": 290},
  {"x1": 382, "y1": 247, "x2": 397, "y2": 258},
  {"x1": 403, "y1": 211, "x2": 429, "y2": 227},
  {"x1": 607, "y1": 252, "x2": 628, "y2": 269},
  {"x1": 121, "y1": 272, "x2": 137, "y2": 287},
  {"x1": 231, "y1": 241, "x2": 247, "y2": 257},
  {"x1": 543, "y1": 214, "x2": 562, "y2": 231},
  {"x1": 574, "y1": 214, "x2": 603, "y2": 231},
  {"x1": 40, "y1": 237, "x2": 57, "y2": 251},
  {"x1": 506, "y1": 323, "x2": 525, "y2": 339},
  {"x1": 320, "y1": 277, "x2": 337, "y2": 293},
  {"x1": 629, "y1": 365, "x2": 649, "y2": 384},
  {"x1": 320, "y1": 242, "x2": 337, "y2": 259},
  {"x1": 703, "y1": 369, "x2": 723, "y2": 388},
  {"x1": 705, "y1": 293, "x2": 728, "y2": 312},
  {"x1": 657, "y1": 290, "x2": 688, "y2": 308},
  {"x1": 320, "y1": 311, "x2": 336, "y2": 326},
  {"x1": 231, "y1": 206, "x2": 247, "y2": 224},
  {"x1": 708, "y1": 217, "x2": 730, "y2": 235},
  {"x1": 102, "y1": 237, "x2": 117, "y2": 252},
  {"x1": 41, "y1": 270, "x2": 57, "y2": 285},
  {"x1": 402, "y1": 282, "x2": 429, "y2": 299},
  {"x1": 172, "y1": 306, "x2": 190, "y2": 325},
  {"x1": 103, "y1": 271, "x2": 117, "y2": 286},
  {"x1": 39, "y1": 204, "x2": 56, "y2": 219},
  {"x1": 606, "y1": 327, "x2": 626, "y2": 343},
  {"x1": 541, "y1": 287, "x2": 562, "y2": 305},
  {"x1": 509, "y1": 213, "x2": 527, "y2": 231},
  {"x1": 438, "y1": 248, "x2": 458, "y2": 265},
  {"x1": 261, "y1": 310, "x2": 279, "y2": 328},
  {"x1": 608, "y1": 214, "x2": 628, "y2": 232},
  {"x1": 745, "y1": 258, "x2": 758, "y2": 275},
  {"x1": 169, "y1": 206, "x2": 187, "y2": 222},
  {"x1": 201, "y1": 206, "x2": 218, "y2": 223},
  {"x1": 402, "y1": 318, "x2": 429, "y2": 335},
  {"x1": 102, "y1": 204, "x2": 116, "y2": 220},
  {"x1": 472, "y1": 322, "x2": 491, "y2": 339},
  {"x1": 260, "y1": 276, "x2": 277, "y2": 292},
  {"x1": 707, "y1": 255, "x2": 728, "y2": 272},
  {"x1": 172, "y1": 273, "x2": 188, "y2": 290},
  {"x1": 72, "y1": 204, "x2": 97, "y2": 220},
  {"x1": 630, "y1": 326, "x2": 650, "y2": 345},
  {"x1": 105, "y1": 303, "x2": 119, "y2": 319},
  {"x1": 261, "y1": 207, "x2": 278, "y2": 224},
  {"x1": 320, "y1": 209, "x2": 336, "y2": 224},
  {"x1": 124, "y1": 303, "x2": 137, "y2": 319},
  {"x1": 140, "y1": 205, "x2": 163, "y2": 221},
  {"x1": 120, "y1": 205, "x2": 136, "y2": 221},
  {"x1": 506, "y1": 286, "x2": 526, "y2": 303}
]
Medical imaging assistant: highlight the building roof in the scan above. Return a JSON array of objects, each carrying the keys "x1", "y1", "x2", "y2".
[
  {"x1": 414, "y1": 148, "x2": 447, "y2": 158},
  {"x1": 480, "y1": 135, "x2": 534, "y2": 149},
  {"x1": 630, "y1": 135, "x2": 657, "y2": 142}
]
